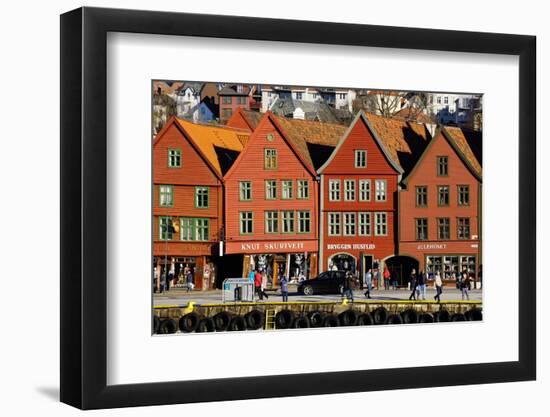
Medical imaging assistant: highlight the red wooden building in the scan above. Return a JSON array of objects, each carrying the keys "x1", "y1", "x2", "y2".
[
  {"x1": 317, "y1": 112, "x2": 431, "y2": 283},
  {"x1": 398, "y1": 126, "x2": 482, "y2": 286},
  {"x1": 153, "y1": 117, "x2": 248, "y2": 290},
  {"x1": 223, "y1": 111, "x2": 332, "y2": 286}
]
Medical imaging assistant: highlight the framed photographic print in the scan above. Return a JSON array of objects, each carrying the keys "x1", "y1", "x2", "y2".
[{"x1": 60, "y1": 6, "x2": 536, "y2": 410}]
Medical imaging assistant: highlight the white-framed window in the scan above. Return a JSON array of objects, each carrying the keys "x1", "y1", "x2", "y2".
[
  {"x1": 375, "y1": 212, "x2": 388, "y2": 236},
  {"x1": 343, "y1": 212, "x2": 356, "y2": 236},
  {"x1": 265, "y1": 211, "x2": 278, "y2": 233},
  {"x1": 265, "y1": 180, "x2": 277, "y2": 199},
  {"x1": 195, "y1": 218, "x2": 209, "y2": 241},
  {"x1": 355, "y1": 150, "x2": 367, "y2": 168},
  {"x1": 281, "y1": 210, "x2": 295, "y2": 233},
  {"x1": 297, "y1": 211, "x2": 311, "y2": 233},
  {"x1": 282, "y1": 180, "x2": 293, "y2": 199},
  {"x1": 239, "y1": 181, "x2": 252, "y2": 201},
  {"x1": 375, "y1": 179, "x2": 387, "y2": 201},
  {"x1": 328, "y1": 212, "x2": 341, "y2": 236},
  {"x1": 159, "y1": 185, "x2": 173, "y2": 207},
  {"x1": 239, "y1": 212, "x2": 253, "y2": 234},
  {"x1": 329, "y1": 179, "x2": 341, "y2": 201},
  {"x1": 358, "y1": 212, "x2": 371, "y2": 236},
  {"x1": 195, "y1": 186, "x2": 209, "y2": 208},
  {"x1": 359, "y1": 179, "x2": 371, "y2": 202},
  {"x1": 344, "y1": 180, "x2": 356, "y2": 201},
  {"x1": 297, "y1": 180, "x2": 309, "y2": 199}
]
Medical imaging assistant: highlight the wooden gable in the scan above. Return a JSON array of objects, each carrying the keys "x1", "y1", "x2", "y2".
[{"x1": 318, "y1": 113, "x2": 402, "y2": 176}]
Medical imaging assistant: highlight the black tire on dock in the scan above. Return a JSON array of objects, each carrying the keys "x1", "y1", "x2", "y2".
[
  {"x1": 434, "y1": 309, "x2": 451, "y2": 322},
  {"x1": 196, "y1": 317, "x2": 216, "y2": 333},
  {"x1": 402, "y1": 309, "x2": 419, "y2": 324},
  {"x1": 338, "y1": 310, "x2": 358, "y2": 326},
  {"x1": 357, "y1": 313, "x2": 374, "y2": 325},
  {"x1": 153, "y1": 316, "x2": 160, "y2": 334},
  {"x1": 213, "y1": 311, "x2": 231, "y2": 331},
  {"x1": 323, "y1": 314, "x2": 339, "y2": 327},
  {"x1": 466, "y1": 308, "x2": 483, "y2": 321},
  {"x1": 372, "y1": 307, "x2": 389, "y2": 325},
  {"x1": 275, "y1": 310, "x2": 295, "y2": 329},
  {"x1": 293, "y1": 316, "x2": 310, "y2": 328},
  {"x1": 158, "y1": 319, "x2": 178, "y2": 334},
  {"x1": 179, "y1": 312, "x2": 200, "y2": 333},
  {"x1": 307, "y1": 311, "x2": 324, "y2": 328},
  {"x1": 228, "y1": 315, "x2": 247, "y2": 331},
  {"x1": 451, "y1": 313, "x2": 467, "y2": 322},
  {"x1": 244, "y1": 309, "x2": 264, "y2": 330},
  {"x1": 387, "y1": 314, "x2": 403, "y2": 325},
  {"x1": 419, "y1": 312, "x2": 435, "y2": 323}
]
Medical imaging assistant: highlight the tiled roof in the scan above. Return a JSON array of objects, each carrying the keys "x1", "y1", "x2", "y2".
[
  {"x1": 364, "y1": 112, "x2": 431, "y2": 175},
  {"x1": 174, "y1": 118, "x2": 249, "y2": 176},
  {"x1": 270, "y1": 97, "x2": 344, "y2": 124},
  {"x1": 218, "y1": 85, "x2": 249, "y2": 96},
  {"x1": 443, "y1": 126, "x2": 482, "y2": 177},
  {"x1": 274, "y1": 117, "x2": 347, "y2": 170},
  {"x1": 393, "y1": 107, "x2": 435, "y2": 124},
  {"x1": 237, "y1": 110, "x2": 346, "y2": 170}
]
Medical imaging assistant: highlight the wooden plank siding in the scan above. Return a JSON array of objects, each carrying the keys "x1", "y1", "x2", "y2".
[
  {"x1": 224, "y1": 112, "x2": 318, "y2": 248},
  {"x1": 153, "y1": 120, "x2": 224, "y2": 290},
  {"x1": 319, "y1": 115, "x2": 400, "y2": 273},
  {"x1": 398, "y1": 129, "x2": 481, "y2": 275}
]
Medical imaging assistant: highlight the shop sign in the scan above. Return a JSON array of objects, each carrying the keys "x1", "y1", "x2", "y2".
[
  {"x1": 417, "y1": 243, "x2": 447, "y2": 250},
  {"x1": 225, "y1": 240, "x2": 318, "y2": 254},
  {"x1": 327, "y1": 243, "x2": 375, "y2": 250}
]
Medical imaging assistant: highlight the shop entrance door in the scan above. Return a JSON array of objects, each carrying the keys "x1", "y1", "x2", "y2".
[{"x1": 385, "y1": 256, "x2": 419, "y2": 288}]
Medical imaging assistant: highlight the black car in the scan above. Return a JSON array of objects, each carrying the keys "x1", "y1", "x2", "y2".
[{"x1": 297, "y1": 270, "x2": 348, "y2": 295}]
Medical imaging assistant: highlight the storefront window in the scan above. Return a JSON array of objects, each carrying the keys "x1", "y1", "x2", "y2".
[{"x1": 426, "y1": 255, "x2": 476, "y2": 280}]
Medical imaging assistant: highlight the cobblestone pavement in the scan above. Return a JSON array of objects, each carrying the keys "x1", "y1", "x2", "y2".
[{"x1": 153, "y1": 287, "x2": 482, "y2": 306}]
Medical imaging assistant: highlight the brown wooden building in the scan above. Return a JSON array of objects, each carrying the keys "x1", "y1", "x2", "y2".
[
  {"x1": 153, "y1": 117, "x2": 248, "y2": 290},
  {"x1": 223, "y1": 111, "x2": 330, "y2": 286},
  {"x1": 398, "y1": 126, "x2": 482, "y2": 287},
  {"x1": 317, "y1": 111, "x2": 431, "y2": 283}
]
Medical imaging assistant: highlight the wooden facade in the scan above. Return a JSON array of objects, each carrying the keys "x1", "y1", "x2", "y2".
[
  {"x1": 223, "y1": 112, "x2": 320, "y2": 285},
  {"x1": 398, "y1": 126, "x2": 482, "y2": 286},
  {"x1": 153, "y1": 117, "x2": 246, "y2": 290},
  {"x1": 318, "y1": 112, "x2": 403, "y2": 277}
]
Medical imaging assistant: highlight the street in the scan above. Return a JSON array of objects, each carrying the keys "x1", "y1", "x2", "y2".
[{"x1": 153, "y1": 287, "x2": 482, "y2": 306}]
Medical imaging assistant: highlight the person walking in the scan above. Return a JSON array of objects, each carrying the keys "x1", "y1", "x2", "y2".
[
  {"x1": 408, "y1": 269, "x2": 417, "y2": 300},
  {"x1": 460, "y1": 272, "x2": 470, "y2": 300},
  {"x1": 417, "y1": 269, "x2": 427, "y2": 300},
  {"x1": 248, "y1": 269, "x2": 255, "y2": 283},
  {"x1": 383, "y1": 267, "x2": 391, "y2": 291},
  {"x1": 186, "y1": 267, "x2": 194, "y2": 292},
  {"x1": 254, "y1": 270, "x2": 263, "y2": 300},
  {"x1": 280, "y1": 276, "x2": 289, "y2": 302},
  {"x1": 434, "y1": 272, "x2": 443, "y2": 303},
  {"x1": 342, "y1": 272, "x2": 354, "y2": 302},
  {"x1": 364, "y1": 269, "x2": 373, "y2": 299}
]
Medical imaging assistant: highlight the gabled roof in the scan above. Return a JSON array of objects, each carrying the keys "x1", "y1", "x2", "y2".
[
  {"x1": 442, "y1": 126, "x2": 482, "y2": 179},
  {"x1": 393, "y1": 106, "x2": 435, "y2": 125},
  {"x1": 218, "y1": 85, "x2": 249, "y2": 96},
  {"x1": 231, "y1": 109, "x2": 347, "y2": 170},
  {"x1": 270, "y1": 97, "x2": 344, "y2": 124},
  {"x1": 364, "y1": 112, "x2": 431, "y2": 176},
  {"x1": 153, "y1": 117, "x2": 249, "y2": 178},
  {"x1": 224, "y1": 112, "x2": 318, "y2": 179},
  {"x1": 402, "y1": 125, "x2": 482, "y2": 186},
  {"x1": 317, "y1": 111, "x2": 431, "y2": 176}
]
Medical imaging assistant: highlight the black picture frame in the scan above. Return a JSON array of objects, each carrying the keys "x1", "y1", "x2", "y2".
[{"x1": 60, "y1": 6, "x2": 536, "y2": 410}]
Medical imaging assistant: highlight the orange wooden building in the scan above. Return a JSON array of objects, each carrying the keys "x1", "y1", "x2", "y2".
[
  {"x1": 153, "y1": 117, "x2": 248, "y2": 290},
  {"x1": 223, "y1": 111, "x2": 324, "y2": 286},
  {"x1": 398, "y1": 126, "x2": 482, "y2": 287},
  {"x1": 317, "y1": 112, "x2": 431, "y2": 282}
]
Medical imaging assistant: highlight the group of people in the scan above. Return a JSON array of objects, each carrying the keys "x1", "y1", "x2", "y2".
[
  {"x1": 249, "y1": 269, "x2": 289, "y2": 302},
  {"x1": 407, "y1": 269, "x2": 472, "y2": 302},
  {"x1": 153, "y1": 264, "x2": 195, "y2": 293}
]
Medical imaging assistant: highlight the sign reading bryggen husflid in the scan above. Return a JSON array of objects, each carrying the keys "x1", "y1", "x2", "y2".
[{"x1": 153, "y1": 107, "x2": 481, "y2": 289}]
